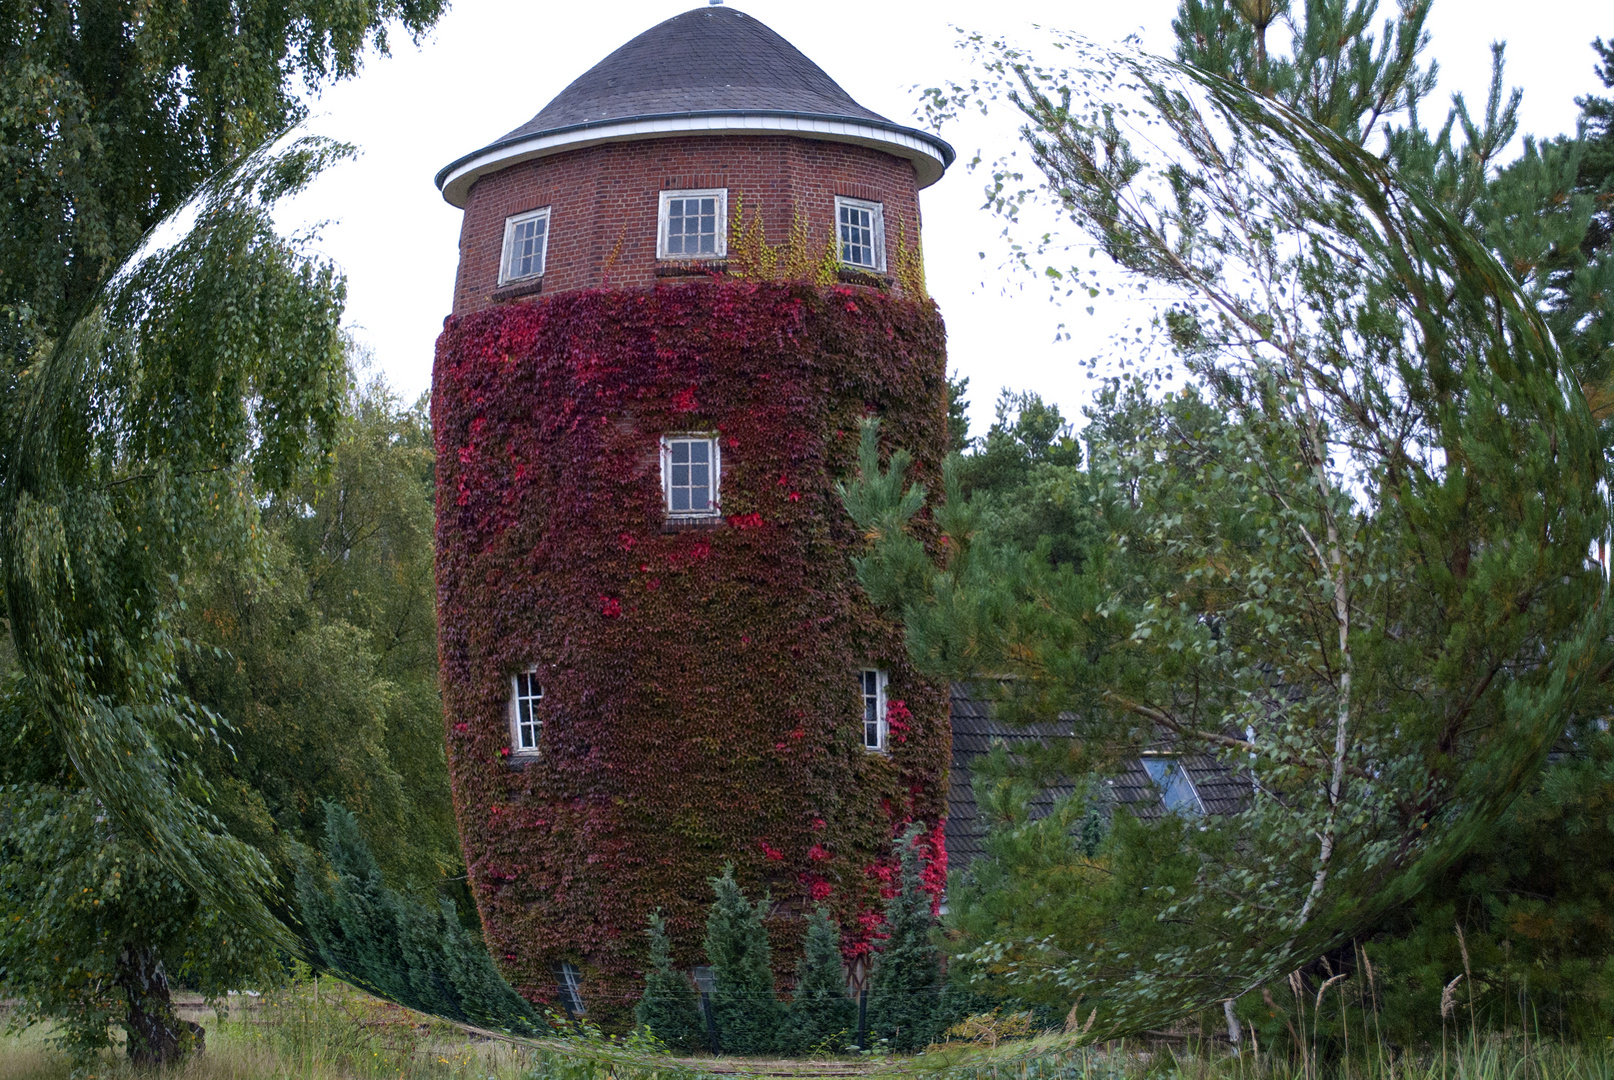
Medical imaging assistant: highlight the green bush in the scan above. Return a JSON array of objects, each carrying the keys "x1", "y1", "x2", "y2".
[
  {"x1": 781, "y1": 909, "x2": 856, "y2": 1054},
  {"x1": 703, "y1": 865, "x2": 783, "y2": 1054},
  {"x1": 296, "y1": 802, "x2": 540, "y2": 1033},
  {"x1": 634, "y1": 911, "x2": 706, "y2": 1052},
  {"x1": 866, "y1": 828, "x2": 943, "y2": 1051}
]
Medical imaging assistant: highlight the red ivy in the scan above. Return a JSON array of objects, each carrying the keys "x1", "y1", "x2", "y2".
[{"x1": 433, "y1": 280, "x2": 949, "y2": 1027}]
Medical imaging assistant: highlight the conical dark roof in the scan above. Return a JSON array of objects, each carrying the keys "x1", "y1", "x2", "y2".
[
  {"x1": 504, "y1": 6, "x2": 892, "y2": 139},
  {"x1": 436, "y1": 5, "x2": 953, "y2": 204}
]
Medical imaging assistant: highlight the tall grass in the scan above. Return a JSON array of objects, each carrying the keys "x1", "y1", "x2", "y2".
[
  {"x1": 0, "y1": 978, "x2": 709, "y2": 1080},
  {"x1": 911, "y1": 1032, "x2": 1614, "y2": 1080},
  {"x1": 6, "y1": 983, "x2": 1612, "y2": 1080}
]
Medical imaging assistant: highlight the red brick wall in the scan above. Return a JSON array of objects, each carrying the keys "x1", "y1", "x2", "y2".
[{"x1": 451, "y1": 135, "x2": 923, "y2": 314}]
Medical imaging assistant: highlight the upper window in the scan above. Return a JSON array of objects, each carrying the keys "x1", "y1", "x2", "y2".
[
  {"x1": 659, "y1": 189, "x2": 727, "y2": 260},
  {"x1": 661, "y1": 434, "x2": 721, "y2": 518},
  {"x1": 836, "y1": 196, "x2": 885, "y2": 271},
  {"x1": 510, "y1": 669, "x2": 543, "y2": 754},
  {"x1": 1142, "y1": 757, "x2": 1205, "y2": 816},
  {"x1": 500, "y1": 208, "x2": 551, "y2": 284},
  {"x1": 861, "y1": 668, "x2": 888, "y2": 752}
]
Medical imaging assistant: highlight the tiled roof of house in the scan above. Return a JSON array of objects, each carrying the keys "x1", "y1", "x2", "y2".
[{"x1": 946, "y1": 682, "x2": 1251, "y2": 869}]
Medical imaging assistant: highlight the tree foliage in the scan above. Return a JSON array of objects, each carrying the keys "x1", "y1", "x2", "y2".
[
  {"x1": 0, "y1": 766, "x2": 278, "y2": 1063},
  {"x1": 0, "y1": 0, "x2": 451, "y2": 1061},
  {"x1": 780, "y1": 909, "x2": 856, "y2": 1055},
  {"x1": 941, "y1": 755, "x2": 1109, "y2": 1013},
  {"x1": 296, "y1": 802, "x2": 541, "y2": 1033},
  {"x1": 858, "y1": 30, "x2": 1612, "y2": 1035},
  {"x1": 703, "y1": 865, "x2": 785, "y2": 1055},
  {"x1": 184, "y1": 376, "x2": 456, "y2": 904},
  {"x1": 0, "y1": 0, "x2": 447, "y2": 352},
  {"x1": 0, "y1": 140, "x2": 353, "y2": 959},
  {"x1": 635, "y1": 912, "x2": 707, "y2": 1052},
  {"x1": 865, "y1": 828, "x2": 943, "y2": 1052}
]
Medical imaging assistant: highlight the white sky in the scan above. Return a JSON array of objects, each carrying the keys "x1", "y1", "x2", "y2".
[{"x1": 283, "y1": 0, "x2": 1609, "y2": 438}]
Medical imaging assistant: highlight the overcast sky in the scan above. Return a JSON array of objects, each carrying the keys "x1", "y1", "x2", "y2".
[{"x1": 280, "y1": 0, "x2": 1610, "y2": 437}]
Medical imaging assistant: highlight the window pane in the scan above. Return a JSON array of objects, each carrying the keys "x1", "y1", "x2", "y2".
[
  {"x1": 1143, "y1": 759, "x2": 1203, "y2": 815},
  {"x1": 664, "y1": 194, "x2": 721, "y2": 258},
  {"x1": 666, "y1": 437, "x2": 717, "y2": 515}
]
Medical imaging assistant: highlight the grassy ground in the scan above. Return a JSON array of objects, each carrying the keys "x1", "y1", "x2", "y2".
[
  {"x1": 4, "y1": 985, "x2": 1613, "y2": 1080},
  {"x1": 0, "y1": 980, "x2": 545, "y2": 1080}
]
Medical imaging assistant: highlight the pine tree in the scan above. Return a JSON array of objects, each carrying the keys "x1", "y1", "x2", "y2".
[
  {"x1": 703, "y1": 864, "x2": 784, "y2": 1055},
  {"x1": 865, "y1": 828, "x2": 942, "y2": 1052},
  {"x1": 635, "y1": 912, "x2": 706, "y2": 1051},
  {"x1": 780, "y1": 909, "x2": 856, "y2": 1055}
]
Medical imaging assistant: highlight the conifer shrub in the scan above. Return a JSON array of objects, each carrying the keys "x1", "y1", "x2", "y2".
[
  {"x1": 780, "y1": 908, "x2": 857, "y2": 1055},
  {"x1": 865, "y1": 827, "x2": 942, "y2": 1052},
  {"x1": 703, "y1": 865, "x2": 784, "y2": 1054},
  {"x1": 634, "y1": 911, "x2": 706, "y2": 1051},
  {"x1": 296, "y1": 803, "x2": 541, "y2": 1033}
]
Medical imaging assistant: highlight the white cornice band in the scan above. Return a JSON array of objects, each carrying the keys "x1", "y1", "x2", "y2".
[{"x1": 436, "y1": 113, "x2": 952, "y2": 207}]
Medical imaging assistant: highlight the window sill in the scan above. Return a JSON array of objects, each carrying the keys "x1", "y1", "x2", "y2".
[
  {"x1": 837, "y1": 267, "x2": 893, "y2": 288},
  {"x1": 656, "y1": 261, "x2": 729, "y2": 277},
  {"x1": 491, "y1": 277, "x2": 544, "y2": 303},
  {"x1": 662, "y1": 514, "x2": 724, "y2": 534}
]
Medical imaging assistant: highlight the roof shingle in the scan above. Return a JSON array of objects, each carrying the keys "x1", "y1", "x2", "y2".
[{"x1": 502, "y1": 7, "x2": 893, "y2": 141}]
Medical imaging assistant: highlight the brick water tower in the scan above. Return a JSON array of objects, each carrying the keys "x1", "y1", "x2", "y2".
[{"x1": 431, "y1": 4, "x2": 955, "y2": 1024}]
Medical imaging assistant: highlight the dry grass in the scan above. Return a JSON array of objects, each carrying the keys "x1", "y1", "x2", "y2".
[
  {"x1": 6, "y1": 987, "x2": 1613, "y2": 1080},
  {"x1": 0, "y1": 982, "x2": 542, "y2": 1080}
]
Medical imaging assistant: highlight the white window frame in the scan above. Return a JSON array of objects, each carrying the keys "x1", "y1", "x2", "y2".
[
  {"x1": 835, "y1": 196, "x2": 886, "y2": 272},
  {"x1": 860, "y1": 668, "x2": 889, "y2": 752},
  {"x1": 499, "y1": 207, "x2": 552, "y2": 285},
  {"x1": 657, "y1": 189, "x2": 728, "y2": 260},
  {"x1": 660, "y1": 433, "x2": 722, "y2": 519},
  {"x1": 509, "y1": 668, "x2": 543, "y2": 756}
]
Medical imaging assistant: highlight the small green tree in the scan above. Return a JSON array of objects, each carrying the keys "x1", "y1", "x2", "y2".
[
  {"x1": 865, "y1": 828, "x2": 942, "y2": 1052},
  {"x1": 704, "y1": 864, "x2": 783, "y2": 1054},
  {"x1": 635, "y1": 911, "x2": 705, "y2": 1051},
  {"x1": 780, "y1": 909, "x2": 856, "y2": 1055}
]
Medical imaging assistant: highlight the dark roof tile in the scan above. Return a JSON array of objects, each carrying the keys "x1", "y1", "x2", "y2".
[
  {"x1": 505, "y1": 7, "x2": 891, "y2": 141},
  {"x1": 946, "y1": 683, "x2": 1249, "y2": 868}
]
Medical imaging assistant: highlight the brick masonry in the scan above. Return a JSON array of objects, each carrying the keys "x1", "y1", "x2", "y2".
[{"x1": 451, "y1": 134, "x2": 923, "y2": 314}]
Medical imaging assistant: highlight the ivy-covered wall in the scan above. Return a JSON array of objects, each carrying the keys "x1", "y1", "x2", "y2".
[{"x1": 432, "y1": 280, "x2": 950, "y2": 1026}]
